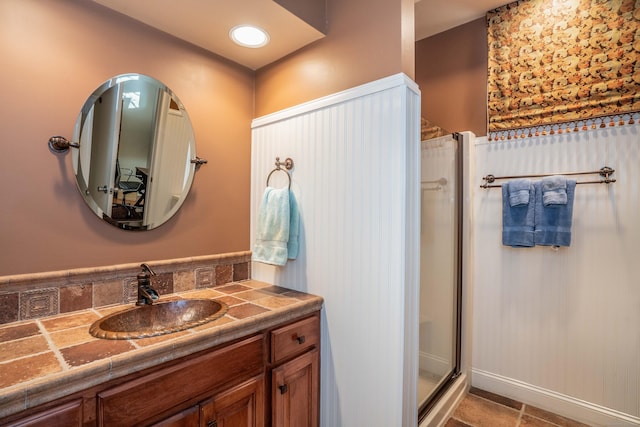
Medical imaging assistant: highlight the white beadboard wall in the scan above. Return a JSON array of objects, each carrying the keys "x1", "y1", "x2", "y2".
[
  {"x1": 251, "y1": 73, "x2": 421, "y2": 427},
  {"x1": 472, "y1": 123, "x2": 640, "y2": 426}
]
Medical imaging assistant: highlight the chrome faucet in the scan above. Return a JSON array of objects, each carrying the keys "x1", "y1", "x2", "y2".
[{"x1": 136, "y1": 263, "x2": 159, "y2": 306}]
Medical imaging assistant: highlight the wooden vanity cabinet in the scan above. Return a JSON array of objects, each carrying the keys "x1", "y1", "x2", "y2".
[
  {"x1": 143, "y1": 313, "x2": 321, "y2": 427},
  {"x1": 97, "y1": 335, "x2": 265, "y2": 426},
  {"x1": 271, "y1": 349, "x2": 318, "y2": 427},
  {"x1": 151, "y1": 405, "x2": 199, "y2": 427},
  {"x1": 0, "y1": 311, "x2": 320, "y2": 427},
  {"x1": 199, "y1": 375, "x2": 265, "y2": 427},
  {"x1": 6, "y1": 400, "x2": 83, "y2": 427},
  {"x1": 151, "y1": 375, "x2": 264, "y2": 427},
  {"x1": 268, "y1": 315, "x2": 320, "y2": 427}
]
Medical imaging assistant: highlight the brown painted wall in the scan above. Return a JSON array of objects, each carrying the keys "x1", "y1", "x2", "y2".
[
  {"x1": 254, "y1": 0, "x2": 415, "y2": 117},
  {"x1": 415, "y1": 18, "x2": 488, "y2": 137},
  {"x1": 1, "y1": 0, "x2": 418, "y2": 276},
  {"x1": 0, "y1": 0, "x2": 254, "y2": 275}
]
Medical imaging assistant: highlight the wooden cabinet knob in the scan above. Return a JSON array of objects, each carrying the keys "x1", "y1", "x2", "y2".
[
  {"x1": 279, "y1": 384, "x2": 288, "y2": 394},
  {"x1": 293, "y1": 334, "x2": 305, "y2": 344}
]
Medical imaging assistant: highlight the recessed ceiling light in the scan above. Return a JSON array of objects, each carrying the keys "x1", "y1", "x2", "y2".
[{"x1": 230, "y1": 25, "x2": 270, "y2": 48}]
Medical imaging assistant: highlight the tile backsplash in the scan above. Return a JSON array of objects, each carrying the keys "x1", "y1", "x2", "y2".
[{"x1": 0, "y1": 251, "x2": 251, "y2": 325}]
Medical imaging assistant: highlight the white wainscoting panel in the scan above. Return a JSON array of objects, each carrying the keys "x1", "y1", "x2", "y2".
[
  {"x1": 251, "y1": 73, "x2": 421, "y2": 427},
  {"x1": 472, "y1": 123, "x2": 640, "y2": 426}
]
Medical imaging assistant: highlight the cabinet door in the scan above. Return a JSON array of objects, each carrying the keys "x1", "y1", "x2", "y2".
[
  {"x1": 151, "y1": 405, "x2": 199, "y2": 427},
  {"x1": 271, "y1": 348, "x2": 319, "y2": 427},
  {"x1": 199, "y1": 375, "x2": 264, "y2": 427},
  {"x1": 6, "y1": 400, "x2": 82, "y2": 427},
  {"x1": 97, "y1": 335, "x2": 264, "y2": 427}
]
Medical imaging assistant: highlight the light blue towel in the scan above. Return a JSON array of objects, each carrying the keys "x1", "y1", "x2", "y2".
[
  {"x1": 541, "y1": 175, "x2": 568, "y2": 206},
  {"x1": 507, "y1": 178, "x2": 532, "y2": 207},
  {"x1": 253, "y1": 187, "x2": 291, "y2": 266},
  {"x1": 253, "y1": 187, "x2": 300, "y2": 266},
  {"x1": 502, "y1": 180, "x2": 535, "y2": 247},
  {"x1": 287, "y1": 191, "x2": 300, "y2": 260},
  {"x1": 534, "y1": 179, "x2": 576, "y2": 247}
]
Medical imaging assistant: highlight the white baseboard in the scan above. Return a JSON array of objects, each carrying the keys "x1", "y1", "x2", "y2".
[{"x1": 471, "y1": 369, "x2": 640, "y2": 427}]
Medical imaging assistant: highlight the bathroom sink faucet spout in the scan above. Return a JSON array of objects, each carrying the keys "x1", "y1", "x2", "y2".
[{"x1": 136, "y1": 263, "x2": 159, "y2": 306}]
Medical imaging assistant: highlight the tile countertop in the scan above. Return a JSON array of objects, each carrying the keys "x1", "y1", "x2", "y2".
[{"x1": 0, "y1": 280, "x2": 323, "y2": 419}]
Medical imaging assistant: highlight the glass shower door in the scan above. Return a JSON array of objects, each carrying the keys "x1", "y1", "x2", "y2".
[{"x1": 418, "y1": 133, "x2": 462, "y2": 418}]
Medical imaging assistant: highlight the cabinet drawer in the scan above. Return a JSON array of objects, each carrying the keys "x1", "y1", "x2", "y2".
[
  {"x1": 97, "y1": 335, "x2": 264, "y2": 427},
  {"x1": 271, "y1": 316, "x2": 319, "y2": 363}
]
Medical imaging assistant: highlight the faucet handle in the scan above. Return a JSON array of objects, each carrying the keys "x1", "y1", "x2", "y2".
[{"x1": 140, "y1": 263, "x2": 156, "y2": 276}]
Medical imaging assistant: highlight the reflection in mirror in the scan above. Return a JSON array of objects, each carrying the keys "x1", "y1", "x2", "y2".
[{"x1": 72, "y1": 74, "x2": 198, "y2": 230}]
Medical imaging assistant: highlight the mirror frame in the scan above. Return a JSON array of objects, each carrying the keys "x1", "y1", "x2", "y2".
[{"x1": 71, "y1": 73, "x2": 198, "y2": 231}]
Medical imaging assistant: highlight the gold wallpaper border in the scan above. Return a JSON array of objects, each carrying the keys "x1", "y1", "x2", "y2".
[{"x1": 487, "y1": 0, "x2": 640, "y2": 140}]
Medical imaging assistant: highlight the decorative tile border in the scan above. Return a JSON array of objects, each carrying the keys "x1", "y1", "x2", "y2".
[
  {"x1": 20, "y1": 288, "x2": 59, "y2": 320},
  {"x1": 0, "y1": 251, "x2": 251, "y2": 325},
  {"x1": 195, "y1": 268, "x2": 215, "y2": 289}
]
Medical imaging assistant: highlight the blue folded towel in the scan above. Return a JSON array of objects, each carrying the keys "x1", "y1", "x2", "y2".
[
  {"x1": 507, "y1": 179, "x2": 532, "y2": 207},
  {"x1": 534, "y1": 179, "x2": 576, "y2": 247},
  {"x1": 541, "y1": 175, "x2": 568, "y2": 206},
  {"x1": 253, "y1": 187, "x2": 300, "y2": 266},
  {"x1": 502, "y1": 180, "x2": 535, "y2": 247}
]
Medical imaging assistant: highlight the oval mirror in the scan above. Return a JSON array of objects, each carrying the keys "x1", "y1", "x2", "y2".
[{"x1": 71, "y1": 74, "x2": 198, "y2": 231}]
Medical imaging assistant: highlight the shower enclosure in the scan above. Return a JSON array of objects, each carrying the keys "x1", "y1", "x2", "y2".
[{"x1": 418, "y1": 133, "x2": 463, "y2": 421}]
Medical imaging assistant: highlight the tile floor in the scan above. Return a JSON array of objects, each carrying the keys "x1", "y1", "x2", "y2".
[{"x1": 445, "y1": 388, "x2": 592, "y2": 427}]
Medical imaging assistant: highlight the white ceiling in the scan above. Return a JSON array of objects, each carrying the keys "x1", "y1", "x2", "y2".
[
  {"x1": 93, "y1": 0, "x2": 325, "y2": 70},
  {"x1": 94, "y1": 0, "x2": 509, "y2": 70}
]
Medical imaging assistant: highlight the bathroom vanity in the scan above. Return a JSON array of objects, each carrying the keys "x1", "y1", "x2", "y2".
[{"x1": 0, "y1": 282, "x2": 321, "y2": 427}]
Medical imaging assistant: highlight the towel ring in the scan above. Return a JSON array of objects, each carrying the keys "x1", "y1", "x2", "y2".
[
  {"x1": 266, "y1": 157, "x2": 294, "y2": 189},
  {"x1": 266, "y1": 168, "x2": 291, "y2": 189}
]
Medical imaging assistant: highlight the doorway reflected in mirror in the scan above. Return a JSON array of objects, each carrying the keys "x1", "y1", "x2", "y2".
[{"x1": 71, "y1": 73, "x2": 199, "y2": 231}]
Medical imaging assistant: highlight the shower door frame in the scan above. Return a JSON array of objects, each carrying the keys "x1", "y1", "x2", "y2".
[{"x1": 418, "y1": 132, "x2": 464, "y2": 423}]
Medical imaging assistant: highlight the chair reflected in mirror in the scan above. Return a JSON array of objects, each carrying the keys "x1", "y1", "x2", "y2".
[{"x1": 112, "y1": 159, "x2": 146, "y2": 222}]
